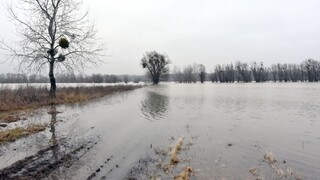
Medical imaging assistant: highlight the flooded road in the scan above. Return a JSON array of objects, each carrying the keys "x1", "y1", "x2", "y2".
[{"x1": 1, "y1": 83, "x2": 320, "y2": 179}]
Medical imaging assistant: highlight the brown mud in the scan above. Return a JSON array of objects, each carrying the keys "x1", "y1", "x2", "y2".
[{"x1": 0, "y1": 140, "x2": 98, "y2": 179}]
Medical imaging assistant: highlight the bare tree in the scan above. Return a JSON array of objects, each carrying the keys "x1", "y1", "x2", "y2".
[
  {"x1": 305, "y1": 59, "x2": 320, "y2": 82},
  {"x1": 251, "y1": 62, "x2": 268, "y2": 82},
  {"x1": 133, "y1": 77, "x2": 141, "y2": 83},
  {"x1": 209, "y1": 71, "x2": 218, "y2": 83},
  {"x1": 182, "y1": 64, "x2": 196, "y2": 83},
  {"x1": 141, "y1": 51, "x2": 171, "y2": 84},
  {"x1": 214, "y1": 64, "x2": 224, "y2": 82},
  {"x1": 197, "y1": 64, "x2": 206, "y2": 83},
  {"x1": 91, "y1": 74, "x2": 103, "y2": 83},
  {"x1": 270, "y1": 64, "x2": 278, "y2": 82},
  {"x1": 172, "y1": 65, "x2": 183, "y2": 83},
  {"x1": 235, "y1": 61, "x2": 251, "y2": 82},
  {"x1": 213, "y1": 64, "x2": 234, "y2": 83},
  {"x1": 1, "y1": 0, "x2": 102, "y2": 97},
  {"x1": 288, "y1": 64, "x2": 301, "y2": 82},
  {"x1": 225, "y1": 63, "x2": 235, "y2": 82},
  {"x1": 123, "y1": 75, "x2": 129, "y2": 84}
]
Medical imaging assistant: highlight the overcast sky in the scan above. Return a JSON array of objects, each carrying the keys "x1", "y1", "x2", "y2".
[{"x1": 1, "y1": 0, "x2": 320, "y2": 75}]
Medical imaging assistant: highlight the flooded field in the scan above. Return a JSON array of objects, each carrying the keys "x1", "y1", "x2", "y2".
[{"x1": 1, "y1": 83, "x2": 320, "y2": 179}]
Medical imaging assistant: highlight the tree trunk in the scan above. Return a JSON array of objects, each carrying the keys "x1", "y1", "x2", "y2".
[
  {"x1": 49, "y1": 62, "x2": 56, "y2": 98},
  {"x1": 153, "y1": 77, "x2": 159, "y2": 84},
  {"x1": 152, "y1": 73, "x2": 159, "y2": 84}
]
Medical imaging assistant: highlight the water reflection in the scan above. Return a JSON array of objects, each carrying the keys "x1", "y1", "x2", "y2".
[
  {"x1": 140, "y1": 91, "x2": 168, "y2": 121},
  {"x1": 48, "y1": 105, "x2": 60, "y2": 160}
]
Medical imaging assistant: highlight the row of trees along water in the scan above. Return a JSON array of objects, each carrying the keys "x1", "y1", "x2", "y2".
[
  {"x1": 1, "y1": 59, "x2": 319, "y2": 84},
  {"x1": 0, "y1": 73, "x2": 146, "y2": 84},
  {"x1": 170, "y1": 59, "x2": 320, "y2": 83}
]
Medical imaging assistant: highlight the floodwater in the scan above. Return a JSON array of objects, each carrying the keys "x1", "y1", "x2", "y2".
[{"x1": 1, "y1": 83, "x2": 320, "y2": 179}]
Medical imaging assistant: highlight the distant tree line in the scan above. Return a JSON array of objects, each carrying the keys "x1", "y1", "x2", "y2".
[
  {"x1": 2, "y1": 59, "x2": 319, "y2": 84},
  {"x1": 0, "y1": 73, "x2": 146, "y2": 84},
  {"x1": 170, "y1": 59, "x2": 320, "y2": 83},
  {"x1": 171, "y1": 63, "x2": 207, "y2": 83}
]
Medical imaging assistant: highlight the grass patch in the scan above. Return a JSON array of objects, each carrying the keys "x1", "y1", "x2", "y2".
[
  {"x1": 0, "y1": 124, "x2": 46, "y2": 143},
  {"x1": 0, "y1": 113, "x2": 28, "y2": 123},
  {"x1": 170, "y1": 137, "x2": 184, "y2": 165},
  {"x1": 0, "y1": 85, "x2": 141, "y2": 122}
]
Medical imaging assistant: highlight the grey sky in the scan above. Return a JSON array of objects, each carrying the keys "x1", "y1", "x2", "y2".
[{"x1": 1, "y1": 0, "x2": 320, "y2": 75}]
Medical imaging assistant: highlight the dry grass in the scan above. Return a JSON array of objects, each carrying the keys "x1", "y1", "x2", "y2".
[
  {"x1": 174, "y1": 166, "x2": 194, "y2": 180},
  {"x1": 263, "y1": 152, "x2": 301, "y2": 180},
  {"x1": 264, "y1": 151, "x2": 276, "y2": 163},
  {"x1": 0, "y1": 113, "x2": 27, "y2": 123},
  {"x1": 152, "y1": 136, "x2": 197, "y2": 179},
  {"x1": 0, "y1": 85, "x2": 141, "y2": 122},
  {"x1": 170, "y1": 137, "x2": 184, "y2": 165},
  {"x1": 249, "y1": 167, "x2": 258, "y2": 176},
  {"x1": 157, "y1": 137, "x2": 187, "y2": 173},
  {"x1": 0, "y1": 124, "x2": 46, "y2": 143}
]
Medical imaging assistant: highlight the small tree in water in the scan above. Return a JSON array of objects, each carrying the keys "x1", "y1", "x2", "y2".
[
  {"x1": 1, "y1": 0, "x2": 103, "y2": 98},
  {"x1": 198, "y1": 64, "x2": 206, "y2": 83},
  {"x1": 141, "y1": 51, "x2": 171, "y2": 84}
]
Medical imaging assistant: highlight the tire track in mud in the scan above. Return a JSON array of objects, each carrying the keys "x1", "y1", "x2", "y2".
[
  {"x1": 86, "y1": 155, "x2": 116, "y2": 180},
  {"x1": 0, "y1": 139, "x2": 98, "y2": 179}
]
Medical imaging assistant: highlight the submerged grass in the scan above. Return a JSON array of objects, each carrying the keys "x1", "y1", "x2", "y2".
[
  {"x1": 174, "y1": 166, "x2": 194, "y2": 180},
  {"x1": 0, "y1": 113, "x2": 27, "y2": 123},
  {"x1": 170, "y1": 137, "x2": 184, "y2": 165},
  {"x1": 0, "y1": 85, "x2": 141, "y2": 123},
  {"x1": 256, "y1": 151, "x2": 302, "y2": 180},
  {"x1": 0, "y1": 124, "x2": 46, "y2": 143}
]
